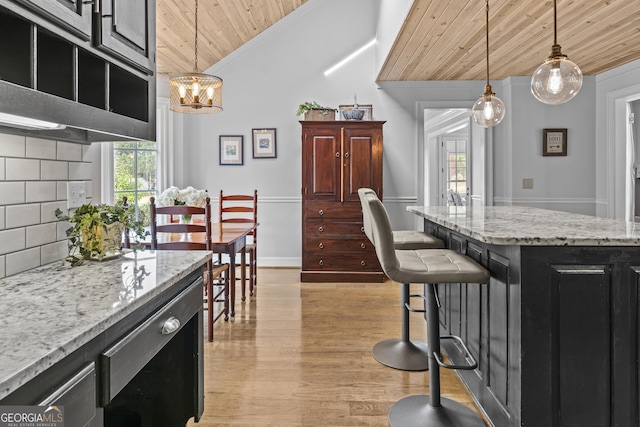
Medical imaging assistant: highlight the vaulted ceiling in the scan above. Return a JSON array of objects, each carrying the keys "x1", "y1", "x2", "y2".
[{"x1": 156, "y1": 0, "x2": 640, "y2": 82}]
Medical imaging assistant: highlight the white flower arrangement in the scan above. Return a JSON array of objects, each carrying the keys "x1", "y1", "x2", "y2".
[{"x1": 157, "y1": 186, "x2": 208, "y2": 207}]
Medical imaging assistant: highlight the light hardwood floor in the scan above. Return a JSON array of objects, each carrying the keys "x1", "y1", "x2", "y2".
[{"x1": 188, "y1": 268, "x2": 487, "y2": 427}]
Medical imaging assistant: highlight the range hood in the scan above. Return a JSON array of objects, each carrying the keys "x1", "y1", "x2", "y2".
[{"x1": 0, "y1": 78, "x2": 154, "y2": 144}]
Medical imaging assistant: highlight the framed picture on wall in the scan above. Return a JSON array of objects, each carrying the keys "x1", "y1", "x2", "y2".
[
  {"x1": 219, "y1": 135, "x2": 244, "y2": 165},
  {"x1": 252, "y1": 128, "x2": 277, "y2": 158},
  {"x1": 542, "y1": 128, "x2": 567, "y2": 156}
]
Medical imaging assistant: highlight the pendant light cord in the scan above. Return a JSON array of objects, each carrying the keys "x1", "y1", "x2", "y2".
[
  {"x1": 485, "y1": 0, "x2": 490, "y2": 86},
  {"x1": 553, "y1": 0, "x2": 557, "y2": 46},
  {"x1": 194, "y1": 0, "x2": 199, "y2": 73}
]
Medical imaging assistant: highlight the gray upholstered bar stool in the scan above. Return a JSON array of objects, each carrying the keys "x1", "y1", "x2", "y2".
[
  {"x1": 358, "y1": 188, "x2": 445, "y2": 371},
  {"x1": 363, "y1": 192, "x2": 490, "y2": 427}
]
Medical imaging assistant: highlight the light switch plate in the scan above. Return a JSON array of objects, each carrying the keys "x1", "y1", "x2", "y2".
[
  {"x1": 67, "y1": 181, "x2": 87, "y2": 209},
  {"x1": 522, "y1": 178, "x2": 534, "y2": 189}
]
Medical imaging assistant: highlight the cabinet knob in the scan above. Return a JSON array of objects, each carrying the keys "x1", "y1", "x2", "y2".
[
  {"x1": 361, "y1": 226, "x2": 365, "y2": 233},
  {"x1": 319, "y1": 260, "x2": 324, "y2": 266},
  {"x1": 344, "y1": 152, "x2": 350, "y2": 158},
  {"x1": 161, "y1": 317, "x2": 181, "y2": 335},
  {"x1": 335, "y1": 152, "x2": 340, "y2": 158},
  {"x1": 361, "y1": 243, "x2": 366, "y2": 249},
  {"x1": 318, "y1": 209, "x2": 324, "y2": 216},
  {"x1": 319, "y1": 243, "x2": 324, "y2": 249},
  {"x1": 361, "y1": 260, "x2": 366, "y2": 266},
  {"x1": 318, "y1": 226, "x2": 324, "y2": 232}
]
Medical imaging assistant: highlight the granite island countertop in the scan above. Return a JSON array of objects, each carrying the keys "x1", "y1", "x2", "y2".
[
  {"x1": 0, "y1": 250, "x2": 211, "y2": 400},
  {"x1": 408, "y1": 205, "x2": 640, "y2": 246}
]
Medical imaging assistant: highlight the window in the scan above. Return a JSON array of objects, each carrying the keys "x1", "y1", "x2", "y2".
[
  {"x1": 441, "y1": 136, "x2": 467, "y2": 206},
  {"x1": 113, "y1": 140, "x2": 157, "y2": 225}
]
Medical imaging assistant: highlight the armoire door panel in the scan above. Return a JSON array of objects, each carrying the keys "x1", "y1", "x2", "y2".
[{"x1": 308, "y1": 135, "x2": 340, "y2": 199}]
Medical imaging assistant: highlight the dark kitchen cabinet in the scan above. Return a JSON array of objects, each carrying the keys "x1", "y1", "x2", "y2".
[
  {"x1": 0, "y1": 0, "x2": 155, "y2": 143},
  {"x1": 0, "y1": 269, "x2": 205, "y2": 427},
  {"x1": 95, "y1": 0, "x2": 154, "y2": 74},
  {"x1": 301, "y1": 120, "x2": 386, "y2": 282},
  {"x1": 14, "y1": 0, "x2": 93, "y2": 39}
]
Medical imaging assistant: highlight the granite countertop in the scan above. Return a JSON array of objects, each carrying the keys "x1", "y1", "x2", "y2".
[
  {"x1": 0, "y1": 250, "x2": 211, "y2": 400},
  {"x1": 408, "y1": 205, "x2": 640, "y2": 246}
]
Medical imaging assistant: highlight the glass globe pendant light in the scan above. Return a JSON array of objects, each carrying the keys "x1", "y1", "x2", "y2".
[
  {"x1": 169, "y1": 0, "x2": 223, "y2": 114},
  {"x1": 472, "y1": 0, "x2": 505, "y2": 128},
  {"x1": 531, "y1": 0, "x2": 582, "y2": 105}
]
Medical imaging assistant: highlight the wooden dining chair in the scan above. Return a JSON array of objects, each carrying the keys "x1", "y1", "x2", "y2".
[
  {"x1": 219, "y1": 189, "x2": 258, "y2": 301},
  {"x1": 150, "y1": 196, "x2": 229, "y2": 342}
]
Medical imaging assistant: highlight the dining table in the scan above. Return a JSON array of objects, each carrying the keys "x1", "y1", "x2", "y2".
[{"x1": 146, "y1": 222, "x2": 258, "y2": 318}]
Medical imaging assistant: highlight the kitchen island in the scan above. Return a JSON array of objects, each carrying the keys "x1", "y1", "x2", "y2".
[
  {"x1": 408, "y1": 206, "x2": 640, "y2": 427},
  {"x1": 0, "y1": 250, "x2": 210, "y2": 426}
]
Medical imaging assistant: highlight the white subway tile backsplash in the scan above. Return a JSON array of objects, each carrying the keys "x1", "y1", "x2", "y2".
[
  {"x1": 57, "y1": 141, "x2": 82, "y2": 161},
  {"x1": 69, "y1": 162, "x2": 92, "y2": 180},
  {"x1": 0, "y1": 134, "x2": 26, "y2": 157},
  {"x1": 6, "y1": 204, "x2": 41, "y2": 228},
  {"x1": 41, "y1": 160, "x2": 69, "y2": 180},
  {"x1": 57, "y1": 182, "x2": 67, "y2": 200},
  {"x1": 42, "y1": 201, "x2": 67, "y2": 223},
  {"x1": 6, "y1": 158, "x2": 40, "y2": 181},
  {"x1": 26, "y1": 223, "x2": 57, "y2": 247},
  {"x1": 41, "y1": 240, "x2": 67, "y2": 265},
  {"x1": 26, "y1": 137, "x2": 56, "y2": 159},
  {"x1": 0, "y1": 131, "x2": 95, "y2": 277},
  {"x1": 57, "y1": 220, "x2": 70, "y2": 240},
  {"x1": 82, "y1": 144, "x2": 93, "y2": 161},
  {"x1": 26, "y1": 181, "x2": 57, "y2": 202},
  {"x1": 0, "y1": 182, "x2": 25, "y2": 205},
  {"x1": 6, "y1": 247, "x2": 40, "y2": 276},
  {"x1": 0, "y1": 228, "x2": 25, "y2": 255}
]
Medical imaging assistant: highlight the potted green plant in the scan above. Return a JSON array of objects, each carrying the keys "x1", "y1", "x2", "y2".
[
  {"x1": 296, "y1": 101, "x2": 335, "y2": 121},
  {"x1": 55, "y1": 201, "x2": 148, "y2": 265}
]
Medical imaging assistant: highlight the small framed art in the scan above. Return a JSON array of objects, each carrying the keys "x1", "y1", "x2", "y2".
[
  {"x1": 252, "y1": 128, "x2": 277, "y2": 158},
  {"x1": 542, "y1": 128, "x2": 567, "y2": 156},
  {"x1": 219, "y1": 135, "x2": 244, "y2": 165}
]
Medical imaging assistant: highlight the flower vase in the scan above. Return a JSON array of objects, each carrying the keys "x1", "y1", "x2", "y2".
[{"x1": 180, "y1": 214, "x2": 193, "y2": 224}]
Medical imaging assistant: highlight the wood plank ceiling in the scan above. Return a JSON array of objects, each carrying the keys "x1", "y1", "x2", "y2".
[{"x1": 156, "y1": 0, "x2": 640, "y2": 82}]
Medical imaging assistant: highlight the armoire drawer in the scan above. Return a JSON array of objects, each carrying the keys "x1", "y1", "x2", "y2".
[
  {"x1": 303, "y1": 202, "x2": 364, "y2": 220},
  {"x1": 304, "y1": 237, "x2": 374, "y2": 254},
  {"x1": 303, "y1": 253, "x2": 381, "y2": 271},
  {"x1": 305, "y1": 220, "x2": 366, "y2": 237}
]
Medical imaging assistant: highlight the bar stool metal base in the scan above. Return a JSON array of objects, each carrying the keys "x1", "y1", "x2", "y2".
[
  {"x1": 372, "y1": 339, "x2": 429, "y2": 371},
  {"x1": 389, "y1": 395, "x2": 486, "y2": 427}
]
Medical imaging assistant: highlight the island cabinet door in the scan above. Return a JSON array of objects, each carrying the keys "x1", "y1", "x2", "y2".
[{"x1": 520, "y1": 247, "x2": 640, "y2": 427}]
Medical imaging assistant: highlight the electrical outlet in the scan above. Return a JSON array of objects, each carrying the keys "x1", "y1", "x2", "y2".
[
  {"x1": 67, "y1": 181, "x2": 87, "y2": 209},
  {"x1": 522, "y1": 178, "x2": 534, "y2": 190}
]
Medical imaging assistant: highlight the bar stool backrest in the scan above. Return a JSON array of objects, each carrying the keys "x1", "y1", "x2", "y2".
[
  {"x1": 364, "y1": 191, "x2": 400, "y2": 277},
  {"x1": 357, "y1": 188, "x2": 377, "y2": 245}
]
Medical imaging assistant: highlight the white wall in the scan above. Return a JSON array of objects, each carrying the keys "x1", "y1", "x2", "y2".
[
  {"x1": 166, "y1": 0, "x2": 417, "y2": 267},
  {"x1": 494, "y1": 76, "x2": 597, "y2": 215}
]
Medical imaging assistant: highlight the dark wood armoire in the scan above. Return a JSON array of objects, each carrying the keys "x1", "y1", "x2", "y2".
[{"x1": 300, "y1": 120, "x2": 386, "y2": 282}]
